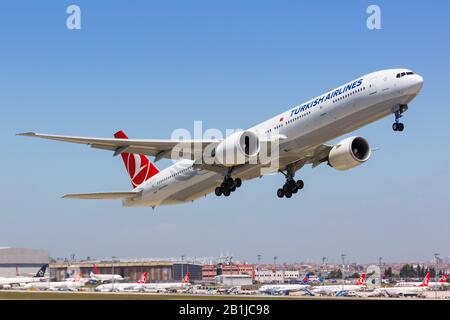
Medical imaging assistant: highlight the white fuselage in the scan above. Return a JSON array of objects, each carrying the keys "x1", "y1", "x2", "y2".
[
  {"x1": 0, "y1": 276, "x2": 46, "y2": 287},
  {"x1": 24, "y1": 280, "x2": 83, "y2": 291},
  {"x1": 311, "y1": 284, "x2": 365, "y2": 295},
  {"x1": 91, "y1": 273, "x2": 124, "y2": 282},
  {"x1": 259, "y1": 283, "x2": 310, "y2": 294},
  {"x1": 95, "y1": 282, "x2": 143, "y2": 292},
  {"x1": 371, "y1": 285, "x2": 427, "y2": 297},
  {"x1": 141, "y1": 281, "x2": 189, "y2": 291},
  {"x1": 124, "y1": 69, "x2": 423, "y2": 207}
]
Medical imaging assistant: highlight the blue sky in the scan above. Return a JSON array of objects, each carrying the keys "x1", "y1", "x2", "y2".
[{"x1": 0, "y1": 1, "x2": 449, "y2": 264}]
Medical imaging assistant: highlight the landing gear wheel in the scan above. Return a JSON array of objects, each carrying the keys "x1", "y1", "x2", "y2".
[
  {"x1": 223, "y1": 189, "x2": 231, "y2": 197},
  {"x1": 283, "y1": 184, "x2": 290, "y2": 194},
  {"x1": 392, "y1": 123, "x2": 398, "y2": 131},
  {"x1": 234, "y1": 178, "x2": 242, "y2": 188},
  {"x1": 226, "y1": 177, "x2": 234, "y2": 188},
  {"x1": 277, "y1": 188, "x2": 284, "y2": 198},
  {"x1": 291, "y1": 186, "x2": 298, "y2": 194},
  {"x1": 285, "y1": 190, "x2": 292, "y2": 198},
  {"x1": 398, "y1": 123, "x2": 404, "y2": 131},
  {"x1": 287, "y1": 180, "x2": 296, "y2": 189},
  {"x1": 296, "y1": 180, "x2": 304, "y2": 190},
  {"x1": 230, "y1": 185, "x2": 236, "y2": 192},
  {"x1": 215, "y1": 187, "x2": 222, "y2": 196}
]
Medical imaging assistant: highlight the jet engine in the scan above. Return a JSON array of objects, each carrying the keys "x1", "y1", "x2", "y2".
[
  {"x1": 214, "y1": 130, "x2": 260, "y2": 166},
  {"x1": 328, "y1": 136, "x2": 371, "y2": 170}
]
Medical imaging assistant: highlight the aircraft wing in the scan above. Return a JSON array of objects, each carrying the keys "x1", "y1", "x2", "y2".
[
  {"x1": 62, "y1": 191, "x2": 141, "y2": 200},
  {"x1": 17, "y1": 132, "x2": 220, "y2": 161}
]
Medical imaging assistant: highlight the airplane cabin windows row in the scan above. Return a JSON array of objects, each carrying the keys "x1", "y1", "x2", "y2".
[
  {"x1": 332, "y1": 86, "x2": 366, "y2": 103},
  {"x1": 265, "y1": 111, "x2": 312, "y2": 134}
]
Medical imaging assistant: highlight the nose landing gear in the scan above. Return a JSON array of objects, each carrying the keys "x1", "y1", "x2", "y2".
[{"x1": 392, "y1": 105, "x2": 408, "y2": 132}]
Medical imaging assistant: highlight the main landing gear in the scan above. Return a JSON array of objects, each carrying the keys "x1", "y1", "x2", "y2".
[
  {"x1": 277, "y1": 166, "x2": 304, "y2": 199},
  {"x1": 215, "y1": 177, "x2": 242, "y2": 197},
  {"x1": 392, "y1": 104, "x2": 408, "y2": 132}
]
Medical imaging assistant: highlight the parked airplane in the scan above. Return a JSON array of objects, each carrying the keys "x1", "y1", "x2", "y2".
[
  {"x1": 142, "y1": 272, "x2": 191, "y2": 292},
  {"x1": 95, "y1": 272, "x2": 148, "y2": 292},
  {"x1": 19, "y1": 69, "x2": 423, "y2": 207},
  {"x1": 0, "y1": 264, "x2": 48, "y2": 288},
  {"x1": 311, "y1": 273, "x2": 366, "y2": 296},
  {"x1": 429, "y1": 274, "x2": 449, "y2": 288},
  {"x1": 89, "y1": 264, "x2": 124, "y2": 283},
  {"x1": 259, "y1": 273, "x2": 311, "y2": 295},
  {"x1": 394, "y1": 272, "x2": 430, "y2": 287},
  {"x1": 24, "y1": 273, "x2": 83, "y2": 291},
  {"x1": 370, "y1": 273, "x2": 430, "y2": 297}
]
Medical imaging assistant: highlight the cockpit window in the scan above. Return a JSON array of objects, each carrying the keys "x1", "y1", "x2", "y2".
[{"x1": 396, "y1": 71, "x2": 415, "y2": 78}]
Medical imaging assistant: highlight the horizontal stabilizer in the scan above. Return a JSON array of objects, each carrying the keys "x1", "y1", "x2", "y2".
[{"x1": 62, "y1": 191, "x2": 140, "y2": 200}]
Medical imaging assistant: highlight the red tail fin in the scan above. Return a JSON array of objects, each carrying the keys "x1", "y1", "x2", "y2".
[
  {"x1": 356, "y1": 273, "x2": 366, "y2": 285},
  {"x1": 183, "y1": 272, "x2": 191, "y2": 284},
  {"x1": 419, "y1": 272, "x2": 430, "y2": 287},
  {"x1": 137, "y1": 272, "x2": 148, "y2": 284},
  {"x1": 114, "y1": 130, "x2": 159, "y2": 188},
  {"x1": 92, "y1": 264, "x2": 100, "y2": 275},
  {"x1": 439, "y1": 274, "x2": 448, "y2": 283}
]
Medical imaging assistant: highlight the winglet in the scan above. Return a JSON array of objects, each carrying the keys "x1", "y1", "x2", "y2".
[{"x1": 16, "y1": 132, "x2": 37, "y2": 137}]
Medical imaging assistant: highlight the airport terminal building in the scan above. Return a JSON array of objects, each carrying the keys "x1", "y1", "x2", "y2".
[
  {"x1": 0, "y1": 247, "x2": 50, "y2": 277},
  {"x1": 50, "y1": 260, "x2": 202, "y2": 282}
]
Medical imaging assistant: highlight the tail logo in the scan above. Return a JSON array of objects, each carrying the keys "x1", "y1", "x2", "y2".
[
  {"x1": 183, "y1": 272, "x2": 191, "y2": 284},
  {"x1": 125, "y1": 153, "x2": 155, "y2": 188},
  {"x1": 114, "y1": 130, "x2": 159, "y2": 188},
  {"x1": 356, "y1": 273, "x2": 366, "y2": 285},
  {"x1": 138, "y1": 272, "x2": 148, "y2": 284},
  {"x1": 419, "y1": 272, "x2": 430, "y2": 287}
]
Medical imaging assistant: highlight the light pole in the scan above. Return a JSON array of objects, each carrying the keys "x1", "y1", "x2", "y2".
[
  {"x1": 273, "y1": 256, "x2": 278, "y2": 283},
  {"x1": 112, "y1": 256, "x2": 116, "y2": 289},
  {"x1": 181, "y1": 255, "x2": 185, "y2": 282},
  {"x1": 341, "y1": 254, "x2": 346, "y2": 289}
]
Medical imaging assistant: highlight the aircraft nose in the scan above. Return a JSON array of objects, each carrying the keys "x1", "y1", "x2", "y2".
[{"x1": 406, "y1": 74, "x2": 424, "y2": 95}]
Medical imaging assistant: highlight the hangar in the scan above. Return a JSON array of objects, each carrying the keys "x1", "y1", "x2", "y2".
[
  {"x1": 50, "y1": 260, "x2": 202, "y2": 282},
  {"x1": 0, "y1": 247, "x2": 50, "y2": 277}
]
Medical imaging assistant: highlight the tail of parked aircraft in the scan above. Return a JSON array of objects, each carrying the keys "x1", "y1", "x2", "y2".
[
  {"x1": 419, "y1": 272, "x2": 430, "y2": 287},
  {"x1": 92, "y1": 263, "x2": 100, "y2": 275},
  {"x1": 300, "y1": 273, "x2": 310, "y2": 284},
  {"x1": 34, "y1": 264, "x2": 48, "y2": 278},
  {"x1": 73, "y1": 272, "x2": 81, "y2": 282},
  {"x1": 355, "y1": 273, "x2": 366, "y2": 285},
  {"x1": 438, "y1": 274, "x2": 448, "y2": 283},
  {"x1": 183, "y1": 272, "x2": 191, "y2": 284},
  {"x1": 137, "y1": 272, "x2": 148, "y2": 284},
  {"x1": 114, "y1": 130, "x2": 160, "y2": 188}
]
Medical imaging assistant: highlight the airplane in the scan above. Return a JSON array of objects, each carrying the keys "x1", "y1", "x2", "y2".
[
  {"x1": 259, "y1": 273, "x2": 311, "y2": 295},
  {"x1": 311, "y1": 273, "x2": 366, "y2": 296},
  {"x1": 369, "y1": 273, "x2": 430, "y2": 298},
  {"x1": 89, "y1": 263, "x2": 124, "y2": 283},
  {"x1": 95, "y1": 272, "x2": 148, "y2": 292},
  {"x1": 0, "y1": 264, "x2": 48, "y2": 288},
  {"x1": 429, "y1": 274, "x2": 449, "y2": 288},
  {"x1": 18, "y1": 69, "x2": 424, "y2": 207},
  {"x1": 142, "y1": 272, "x2": 191, "y2": 292},
  {"x1": 394, "y1": 272, "x2": 431, "y2": 287},
  {"x1": 24, "y1": 272, "x2": 84, "y2": 291}
]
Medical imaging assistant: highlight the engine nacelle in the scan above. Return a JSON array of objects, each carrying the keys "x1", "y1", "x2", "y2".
[
  {"x1": 214, "y1": 130, "x2": 260, "y2": 166},
  {"x1": 328, "y1": 136, "x2": 371, "y2": 170}
]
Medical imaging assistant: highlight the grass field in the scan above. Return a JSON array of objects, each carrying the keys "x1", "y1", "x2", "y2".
[{"x1": 0, "y1": 290, "x2": 332, "y2": 300}]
